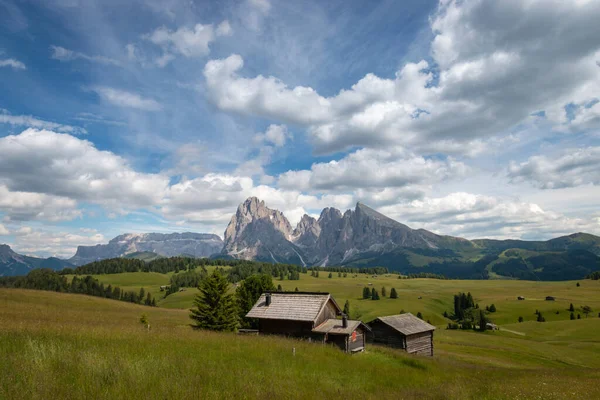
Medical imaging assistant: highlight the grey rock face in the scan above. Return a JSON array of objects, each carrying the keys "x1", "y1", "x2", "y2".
[
  {"x1": 0, "y1": 244, "x2": 73, "y2": 276},
  {"x1": 69, "y1": 232, "x2": 223, "y2": 266},
  {"x1": 223, "y1": 198, "x2": 475, "y2": 266}
]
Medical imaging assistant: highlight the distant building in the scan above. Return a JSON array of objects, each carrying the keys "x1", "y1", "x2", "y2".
[
  {"x1": 367, "y1": 313, "x2": 436, "y2": 356},
  {"x1": 545, "y1": 296, "x2": 555, "y2": 301},
  {"x1": 246, "y1": 292, "x2": 369, "y2": 353},
  {"x1": 517, "y1": 296, "x2": 525, "y2": 300},
  {"x1": 486, "y1": 322, "x2": 499, "y2": 330}
]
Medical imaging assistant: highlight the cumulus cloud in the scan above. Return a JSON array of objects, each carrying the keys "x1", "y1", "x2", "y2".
[
  {"x1": 92, "y1": 87, "x2": 162, "y2": 111},
  {"x1": 50, "y1": 45, "x2": 121, "y2": 66},
  {"x1": 0, "y1": 224, "x2": 8, "y2": 235},
  {"x1": 204, "y1": 0, "x2": 600, "y2": 155},
  {"x1": 0, "y1": 185, "x2": 81, "y2": 222},
  {"x1": 11, "y1": 227, "x2": 105, "y2": 258},
  {"x1": 144, "y1": 20, "x2": 232, "y2": 66},
  {"x1": 0, "y1": 58, "x2": 26, "y2": 70},
  {"x1": 278, "y1": 147, "x2": 467, "y2": 191},
  {"x1": 254, "y1": 124, "x2": 290, "y2": 147},
  {"x1": 508, "y1": 147, "x2": 600, "y2": 189},
  {"x1": 378, "y1": 192, "x2": 600, "y2": 240},
  {"x1": 0, "y1": 129, "x2": 169, "y2": 213},
  {"x1": 0, "y1": 109, "x2": 87, "y2": 134}
]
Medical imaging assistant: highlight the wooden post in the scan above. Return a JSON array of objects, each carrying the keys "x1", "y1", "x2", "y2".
[{"x1": 293, "y1": 347, "x2": 296, "y2": 356}]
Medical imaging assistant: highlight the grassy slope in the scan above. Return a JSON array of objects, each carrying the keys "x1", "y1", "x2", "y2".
[
  {"x1": 90, "y1": 271, "x2": 600, "y2": 325},
  {"x1": 2, "y1": 289, "x2": 600, "y2": 400}
]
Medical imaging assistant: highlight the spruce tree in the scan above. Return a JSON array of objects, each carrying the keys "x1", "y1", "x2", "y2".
[
  {"x1": 343, "y1": 300, "x2": 350, "y2": 316},
  {"x1": 489, "y1": 304, "x2": 497, "y2": 313},
  {"x1": 145, "y1": 292, "x2": 152, "y2": 306},
  {"x1": 569, "y1": 303, "x2": 575, "y2": 312},
  {"x1": 381, "y1": 287, "x2": 387, "y2": 297},
  {"x1": 190, "y1": 270, "x2": 238, "y2": 331},
  {"x1": 417, "y1": 312, "x2": 423, "y2": 319},
  {"x1": 362, "y1": 287, "x2": 370, "y2": 299},
  {"x1": 371, "y1": 288, "x2": 376, "y2": 299},
  {"x1": 570, "y1": 312, "x2": 575, "y2": 320},
  {"x1": 139, "y1": 287, "x2": 145, "y2": 303},
  {"x1": 518, "y1": 316, "x2": 523, "y2": 323},
  {"x1": 390, "y1": 288, "x2": 398, "y2": 299},
  {"x1": 277, "y1": 284, "x2": 283, "y2": 292},
  {"x1": 235, "y1": 274, "x2": 275, "y2": 328},
  {"x1": 328, "y1": 272, "x2": 333, "y2": 279},
  {"x1": 478, "y1": 310, "x2": 487, "y2": 331},
  {"x1": 577, "y1": 314, "x2": 581, "y2": 319}
]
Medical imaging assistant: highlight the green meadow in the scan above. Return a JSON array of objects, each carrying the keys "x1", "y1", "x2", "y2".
[{"x1": 2, "y1": 272, "x2": 600, "y2": 399}]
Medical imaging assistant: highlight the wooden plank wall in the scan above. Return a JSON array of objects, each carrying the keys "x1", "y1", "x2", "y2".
[
  {"x1": 367, "y1": 321, "x2": 406, "y2": 349},
  {"x1": 405, "y1": 331, "x2": 433, "y2": 356},
  {"x1": 314, "y1": 300, "x2": 339, "y2": 328}
]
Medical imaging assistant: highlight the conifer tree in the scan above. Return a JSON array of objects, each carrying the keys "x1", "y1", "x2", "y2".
[
  {"x1": 139, "y1": 287, "x2": 145, "y2": 304},
  {"x1": 489, "y1": 304, "x2": 497, "y2": 313},
  {"x1": 478, "y1": 310, "x2": 487, "y2": 331},
  {"x1": 151, "y1": 298, "x2": 156, "y2": 307},
  {"x1": 518, "y1": 316, "x2": 523, "y2": 323},
  {"x1": 371, "y1": 288, "x2": 376, "y2": 299},
  {"x1": 362, "y1": 287, "x2": 370, "y2": 299},
  {"x1": 277, "y1": 284, "x2": 283, "y2": 292},
  {"x1": 145, "y1": 292, "x2": 152, "y2": 306},
  {"x1": 295, "y1": 287, "x2": 299, "y2": 292},
  {"x1": 381, "y1": 287, "x2": 387, "y2": 297},
  {"x1": 235, "y1": 274, "x2": 275, "y2": 328},
  {"x1": 569, "y1": 303, "x2": 575, "y2": 312},
  {"x1": 328, "y1": 272, "x2": 333, "y2": 279},
  {"x1": 190, "y1": 270, "x2": 238, "y2": 331},
  {"x1": 343, "y1": 300, "x2": 350, "y2": 316},
  {"x1": 417, "y1": 312, "x2": 423, "y2": 319},
  {"x1": 390, "y1": 288, "x2": 398, "y2": 299},
  {"x1": 570, "y1": 312, "x2": 575, "y2": 320},
  {"x1": 577, "y1": 314, "x2": 581, "y2": 319}
]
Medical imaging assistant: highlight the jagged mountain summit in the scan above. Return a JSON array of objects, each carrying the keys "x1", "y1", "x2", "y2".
[
  {"x1": 222, "y1": 197, "x2": 600, "y2": 280},
  {"x1": 222, "y1": 197, "x2": 474, "y2": 267},
  {"x1": 69, "y1": 232, "x2": 223, "y2": 266}
]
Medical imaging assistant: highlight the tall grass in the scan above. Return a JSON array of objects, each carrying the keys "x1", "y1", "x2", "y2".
[{"x1": 1, "y1": 289, "x2": 599, "y2": 399}]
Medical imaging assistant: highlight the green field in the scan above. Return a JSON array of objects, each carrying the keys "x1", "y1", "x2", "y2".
[{"x1": 2, "y1": 288, "x2": 600, "y2": 399}]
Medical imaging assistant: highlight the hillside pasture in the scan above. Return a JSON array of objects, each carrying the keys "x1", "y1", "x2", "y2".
[{"x1": 2, "y1": 289, "x2": 600, "y2": 399}]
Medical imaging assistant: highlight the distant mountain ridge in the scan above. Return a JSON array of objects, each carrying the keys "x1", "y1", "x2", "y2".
[
  {"x1": 221, "y1": 197, "x2": 600, "y2": 280},
  {"x1": 0, "y1": 244, "x2": 73, "y2": 277},
  {"x1": 69, "y1": 232, "x2": 223, "y2": 266}
]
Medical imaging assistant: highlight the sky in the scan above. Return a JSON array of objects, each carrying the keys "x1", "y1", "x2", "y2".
[{"x1": 0, "y1": 0, "x2": 599, "y2": 258}]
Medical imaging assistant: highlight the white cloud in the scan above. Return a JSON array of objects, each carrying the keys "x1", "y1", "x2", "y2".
[
  {"x1": 0, "y1": 129, "x2": 169, "y2": 213},
  {"x1": 0, "y1": 109, "x2": 87, "y2": 134},
  {"x1": 254, "y1": 124, "x2": 290, "y2": 147},
  {"x1": 0, "y1": 58, "x2": 26, "y2": 70},
  {"x1": 508, "y1": 147, "x2": 600, "y2": 189},
  {"x1": 204, "y1": 0, "x2": 600, "y2": 155},
  {"x1": 0, "y1": 224, "x2": 8, "y2": 235},
  {"x1": 11, "y1": 227, "x2": 105, "y2": 258},
  {"x1": 379, "y1": 192, "x2": 600, "y2": 240},
  {"x1": 216, "y1": 20, "x2": 233, "y2": 37},
  {"x1": 0, "y1": 185, "x2": 81, "y2": 222},
  {"x1": 278, "y1": 147, "x2": 467, "y2": 191},
  {"x1": 143, "y1": 20, "x2": 231, "y2": 66},
  {"x1": 92, "y1": 87, "x2": 162, "y2": 111},
  {"x1": 50, "y1": 45, "x2": 121, "y2": 66}
]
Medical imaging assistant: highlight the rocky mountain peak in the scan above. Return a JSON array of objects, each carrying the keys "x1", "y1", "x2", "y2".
[{"x1": 0, "y1": 244, "x2": 14, "y2": 255}]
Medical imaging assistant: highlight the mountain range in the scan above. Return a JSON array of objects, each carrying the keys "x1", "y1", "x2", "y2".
[{"x1": 2, "y1": 197, "x2": 600, "y2": 280}]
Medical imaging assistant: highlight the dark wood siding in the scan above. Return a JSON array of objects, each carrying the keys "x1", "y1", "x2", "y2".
[
  {"x1": 258, "y1": 319, "x2": 314, "y2": 337},
  {"x1": 405, "y1": 331, "x2": 433, "y2": 356},
  {"x1": 367, "y1": 320, "x2": 406, "y2": 349}
]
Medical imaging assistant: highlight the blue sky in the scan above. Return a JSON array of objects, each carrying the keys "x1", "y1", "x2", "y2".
[{"x1": 1, "y1": 0, "x2": 599, "y2": 258}]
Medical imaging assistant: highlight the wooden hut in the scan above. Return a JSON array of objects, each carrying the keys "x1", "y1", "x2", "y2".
[
  {"x1": 246, "y1": 292, "x2": 342, "y2": 339},
  {"x1": 312, "y1": 315, "x2": 370, "y2": 353},
  {"x1": 367, "y1": 313, "x2": 436, "y2": 356},
  {"x1": 517, "y1": 296, "x2": 525, "y2": 300},
  {"x1": 545, "y1": 296, "x2": 555, "y2": 301}
]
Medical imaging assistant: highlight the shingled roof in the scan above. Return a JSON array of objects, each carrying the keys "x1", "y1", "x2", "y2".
[
  {"x1": 246, "y1": 292, "x2": 341, "y2": 322},
  {"x1": 312, "y1": 319, "x2": 370, "y2": 335},
  {"x1": 374, "y1": 313, "x2": 436, "y2": 335}
]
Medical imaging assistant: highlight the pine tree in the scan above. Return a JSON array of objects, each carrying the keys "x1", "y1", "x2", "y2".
[
  {"x1": 478, "y1": 310, "x2": 487, "y2": 331},
  {"x1": 139, "y1": 287, "x2": 145, "y2": 304},
  {"x1": 537, "y1": 312, "x2": 545, "y2": 322},
  {"x1": 390, "y1": 288, "x2": 398, "y2": 299},
  {"x1": 338, "y1": 272, "x2": 342, "y2": 278},
  {"x1": 569, "y1": 303, "x2": 575, "y2": 312},
  {"x1": 576, "y1": 282, "x2": 580, "y2": 287},
  {"x1": 235, "y1": 274, "x2": 275, "y2": 328},
  {"x1": 151, "y1": 298, "x2": 156, "y2": 307},
  {"x1": 277, "y1": 284, "x2": 283, "y2": 292},
  {"x1": 570, "y1": 312, "x2": 575, "y2": 320},
  {"x1": 362, "y1": 287, "x2": 370, "y2": 299},
  {"x1": 577, "y1": 314, "x2": 581, "y2": 319},
  {"x1": 295, "y1": 287, "x2": 299, "y2": 292},
  {"x1": 518, "y1": 316, "x2": 523, "y2": 323},
  {"x1": 343, "y1": 300, "x2": 350, "y2": 316},
  {"x1": 489, "y1": 304, "x2": 497, "y2": 313},
  {"x1": 582, "y1": 305, "x2": 592, "y2": 318},
  {"x1": 145, "y1": 292, "x2": 152, "y2": 306},
  {"x1": 190, "y1": 270, "x2": 238, "y2": 332},
  {"x1": 417, "y1": 312, "x2": 423, "y2": 319},
  {"x1": 279, "y1": 271, "x2": 285, "y2": 281},
  {"x1": 381, "y1": 287, "x2": 387, "y2": 297},
  {"x1": 443, "y1": 311, "x2": 449, "y2": 318},
  {"x1": 328, "y1": 272, "x2": 333, "y2": 279},
  {"x1": 371, "y1": 288, "x2": 376, "y2": 299}
]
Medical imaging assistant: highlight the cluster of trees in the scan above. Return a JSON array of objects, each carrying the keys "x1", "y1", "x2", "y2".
[
  {"x1": 227, "y1": 262, "x2": 304, "y2": 283},
  {"x1": 398, "y1": 273, "x2": 448, "y2": 280},
  {"x1": 0, "y1": 269, "x2": 157, "y2": 306},
  {"x1": 164, "y1": 268, "x2": 209, "y2": 297},
  {"x1": 586, "y1": 271, "x2": 600, "y2": 280},
  {"x1": 361, "y1": 286, "x2": 398, "y2": 300},
  {"x1": 308, "y1": 266, "x2": 390, "y2": 275},
  {"x1": 446, "y1": 292, "x2": 490, "y2": 331},
  {"x1": 67, "y1": 257, "x2": 208, "y2": 275}
]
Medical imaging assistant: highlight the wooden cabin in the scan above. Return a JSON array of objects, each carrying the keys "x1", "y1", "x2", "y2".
[
  {"x1": 246, "y1": 292, "x2": 341, "y2": 339},
  {"x1": 312, "y1": 315, "x2": 370, "y2": 353},
  {"x1": 517, "y1": 296, "x2": 525, "y2": 300},
  {"x1": 545, "y1": 296, "x2": 555, "y2": 301},
  {"x1": 367, "y1": 313, "x2": 436, "y2": 356}
]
